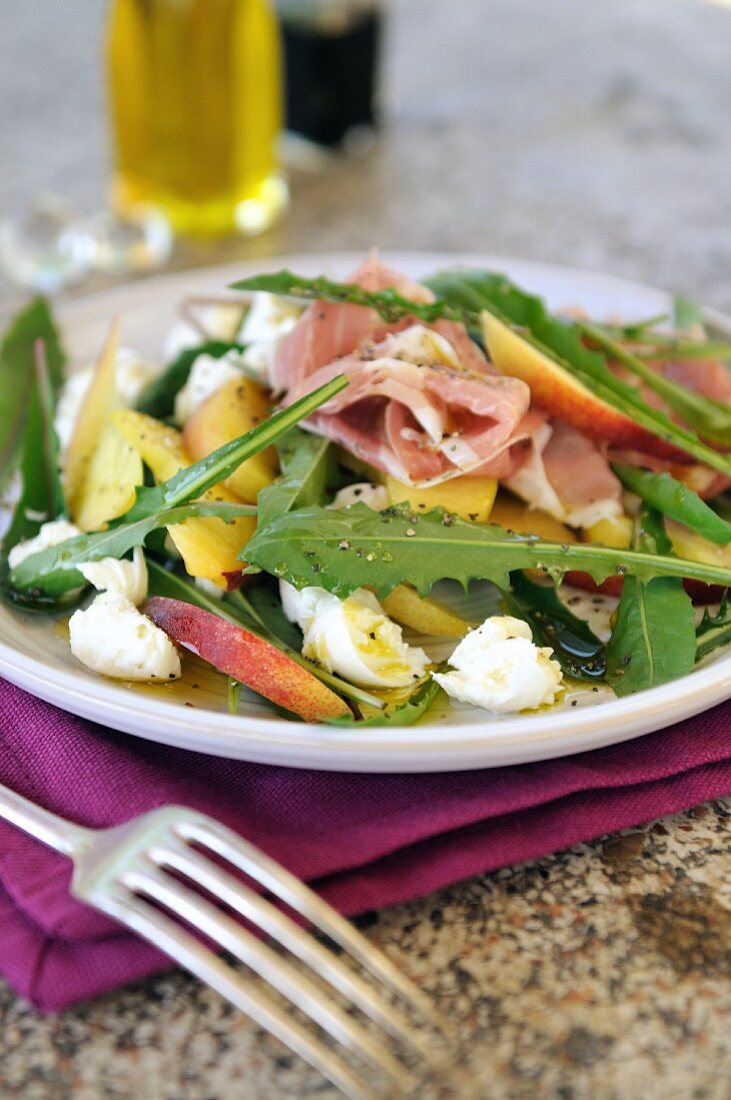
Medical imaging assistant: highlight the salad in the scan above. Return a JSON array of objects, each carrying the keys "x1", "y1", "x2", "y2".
[{"x1": 1, "y1": 253, "x2": 730, "y2": 727}]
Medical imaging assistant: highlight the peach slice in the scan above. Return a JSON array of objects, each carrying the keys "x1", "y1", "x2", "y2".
[
  {"x1": 74, "y1": 421, "x2": 143, "y2": 532},
  {"x1": 113, "y1": 409, "x2": 256, "y2": 587},
  {"x1": 144, "y1": 597, "x2": 350, "y2": 722},
  {"x1": 381, "y1": 585, "x2": 473, "y2": 637},
  {"x1": 65, "y1": 320, "x2": 120, "y2": 519},
  {"x1": 488, "y1": 493, "x2": 577, "y2": 543},
  {"x1": 481, "y1": 311, "x2": 689, "y2": 461},
  {"x1": 182, "y1": 376, "x2": 278, "y2": 503},
  {"x1": 581, "y1": 515, "x2": 633, "y2": 550},
  {"x1": 385, "y1": 473, "x2": 498, "y2": 524}
]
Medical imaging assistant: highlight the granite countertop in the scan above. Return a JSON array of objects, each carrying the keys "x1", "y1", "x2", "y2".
[{"x1": 1, "y1": 0, "x2": 731, "y2": 1096}]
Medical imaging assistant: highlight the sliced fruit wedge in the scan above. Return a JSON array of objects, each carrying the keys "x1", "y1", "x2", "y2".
[
  {"x1": 385, "y1": 473, "x2": 498, "y2": 523},
  {"x1": 182, "y1": 376, "x2": 278, "y2": 503},
  {"x1": 145, "y1": 597, "x2": 350, "y2": 722},
  {"x1": 74, "y1": 421, "x2": 143, "y2": 532},
  {"x1": 64, "y1": 320, "x2": 120, "y2": 519},
  {"x1": 381, "y1": 584, "x2": 473, "y2": 637},
  {"x1": 481, "y1": 311, "x2": 689, "y2": 461},
  {"x1": 114, "y1": 409, "x2": 256, "y2": 588}
]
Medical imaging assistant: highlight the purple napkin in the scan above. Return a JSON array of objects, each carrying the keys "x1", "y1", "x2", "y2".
[{"x1": 1, "y1": 676, "x2": 730, "y2": 1014}]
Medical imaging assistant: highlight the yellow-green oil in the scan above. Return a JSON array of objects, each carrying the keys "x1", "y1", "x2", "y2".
[{"x1": 107, "y1": 0, "x2": 288, "y2": 238}]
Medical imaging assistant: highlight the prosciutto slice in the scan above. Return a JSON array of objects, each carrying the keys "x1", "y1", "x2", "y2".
[
  {"x1": 270, "y1": 252, "x2": 492, "y2": 393},
  {"x1": 283, "y1": 325, "x2": 531, "y2": 486},
  {"x1": 506, "y1": 421, "x2": 624, "y2": 528}
]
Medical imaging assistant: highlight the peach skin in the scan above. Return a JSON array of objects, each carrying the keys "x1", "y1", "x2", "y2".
[
  {"x1": 481, "y1": 311, "x2": 690, "y2": 462},
  {"x1": 144, "y1": 597, "x2": 351, "y2": 722}
]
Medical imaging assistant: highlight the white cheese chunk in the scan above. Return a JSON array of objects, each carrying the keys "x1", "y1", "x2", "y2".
[
  {"x1": 77, "y1": 545, "x2": 148, "y2": 605},
  {"x1": 172, "y1": 352, "x2": 243, "y2": 425},
  {"x1": 433, "y1": 615, "x2": 562, "y2": 713},
  {"x1": 69, "y1": 590, "x2": 181, "y2": 682},
  {"x1": 238, "y1": 292, "x2": 304, "y2": 383},
  {"x1": 163, "y1": 303, "x2": 246, "y2": 361},
  {"x1": 70, "y1": 546, "x2": 180, "y2": 682},
  {"x1": 280, "y1": 581, "x2": 429, "y2": 688},
  {"x1": 7, "y1": 518, "x2": 81, "y2": 569},
  {"x1": 330, "y1": 482, "x2": 390, "y2": 511}
]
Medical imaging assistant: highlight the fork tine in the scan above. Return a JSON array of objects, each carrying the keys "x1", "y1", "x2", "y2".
[
  {"x1": 178, "y1": 817, "x2": 449, "y2": 1033},
  {"x1": 161, "y1": 836, "x2": 441, "y2": 1066},
  {"x1": 124, "y1": 866, "x2": 415, "y2": 1093},
  {"x1": 105, "y1": 889, "x2": 378, "y2": 1100}
]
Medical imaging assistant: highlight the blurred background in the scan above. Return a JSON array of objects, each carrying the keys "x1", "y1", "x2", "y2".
[{"x1": 1, "y1": 0, "x2": 730, "y2": 310}]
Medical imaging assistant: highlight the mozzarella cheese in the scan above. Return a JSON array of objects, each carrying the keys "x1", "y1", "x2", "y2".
[
  {"x1": 69, "y1": 591, "x2": 181, "y2": 682},
  {"x1": 54, "y1": 348, "x2": 160, "y2": 457},
  {"x1": 7, "y1": 518, "x2": 81, "y2": 569},
  {"x1": 433, "y1": 615, "x2": 562, "y2": 713},
  {"x1": 330, "y1": 482, "x2": 390, "y2": 511},
  {"x1": 238, "y1": 292, "x2": 303, "y2": 382},
  {"x1": 173, "y1": 352, "x2": 243, "y2": 425},
  {"x1": 69, "y1": 545, "x2": 181, "y2": 682},
  {"x1": 280, "y1": 581, "x2": 429, "y2": 688},
  {"x1": 163, "y1": 303, "x2": 246, "y2": 361},
  {"x1": 77, "y1": 545, "x2": 148, "y2": 606}
]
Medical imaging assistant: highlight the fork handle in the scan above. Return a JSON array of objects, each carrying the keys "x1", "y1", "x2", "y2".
[{"x1": 0, "y1": 781, "x2": 92, "y2": 858}]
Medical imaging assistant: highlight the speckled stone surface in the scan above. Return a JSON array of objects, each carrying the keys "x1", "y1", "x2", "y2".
[{"x1": 1, "y1": 1, "x2": 731, "y2": 1097}]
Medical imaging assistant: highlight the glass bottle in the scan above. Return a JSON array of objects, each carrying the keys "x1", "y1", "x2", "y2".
[
  {"x1": 276, "y1": 0, "x2": 381, "y2": 150},
  {"x1": 107, "y1": 0, "x2": 288, "y2": 238}
]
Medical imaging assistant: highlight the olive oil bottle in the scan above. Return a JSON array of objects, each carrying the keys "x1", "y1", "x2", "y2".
[{"x1": 107, "y1": 0, "x2": 288, "y2": 238}]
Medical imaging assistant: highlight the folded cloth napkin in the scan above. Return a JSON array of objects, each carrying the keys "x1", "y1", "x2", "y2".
[{"x1": 1, "y1": 677, "x2": 730, "y2": 1013}]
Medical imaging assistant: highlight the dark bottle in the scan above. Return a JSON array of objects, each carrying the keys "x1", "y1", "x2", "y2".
[{"x1": 276, "y1": 1, "x2": 382, "y2": 149}]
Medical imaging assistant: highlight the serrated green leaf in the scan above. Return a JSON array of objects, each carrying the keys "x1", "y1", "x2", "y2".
[
  {"x1": 674, "y1": 296, "x2": 704, "y2": 332},
  {"x1": 578, "y1": 319, "x2": 731, "y2": 445},
  {"x1": 6, "y1": 376, "x2": 346, "y2": 603},
  {"x1": 243, "y1": 501, "x2": 731, "y2": 599},
  {"x1": 257, "y1": 427, "x2": 336, "y2": 530},
  {"x1": 606, "y1": 508, "x2": 696, "y2": 697},
  {"x1": 230, "y1": 270, "x2": 462, "y2": 326},
  {"x1": 8, "y1": 500, "x2": 257, "y2": 603},
  {"x1": 238, "y1": 578, "x2": 304, "y2": 651},
  {"x1": 0, "y1": 298, "x2": 65, "y2": 495},
  {"x1": 33, "y1": 340, "x2": 66, "y2": 523},
  {"x1": 614, "y1": 465, "x2": 731, "y2": 546},
  {"x1": 427, "y1": 269, "x2": 731, "y2": 476}
]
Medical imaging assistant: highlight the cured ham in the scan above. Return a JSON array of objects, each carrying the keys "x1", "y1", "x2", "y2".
[
  {"x1": 282, "y1": 325, "x2": 531, "y2": 485},
  {"x1": 269, "y1": 253, "x2": 492, "y2": 393},
  {"x1": 506, "y1": 421, "x2": 624, "y2": 528}
]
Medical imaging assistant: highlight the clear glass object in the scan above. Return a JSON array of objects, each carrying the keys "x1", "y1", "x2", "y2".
[
  {"x1": 0, "y1": 195, "x2": 92, "y2": 294},
  {"x1": 107, "y1": 0, "x2": 289, "y2": 239},
  {"x1": 0, "y1": 195, "x2": 173, "y2": 294}
]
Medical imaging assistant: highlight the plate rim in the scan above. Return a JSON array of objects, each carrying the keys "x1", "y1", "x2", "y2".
[{"x1": 1, "y1": 250, "x2": 729, "y2": 772}]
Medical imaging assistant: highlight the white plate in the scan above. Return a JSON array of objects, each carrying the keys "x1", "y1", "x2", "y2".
[{"x1": 1, "y1": 252, "x2": 729, "y2": 772}]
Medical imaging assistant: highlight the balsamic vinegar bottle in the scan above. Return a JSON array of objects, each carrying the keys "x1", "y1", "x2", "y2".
[{"x1": 276, "y1": 0, "x2": 382, "y2": 149}]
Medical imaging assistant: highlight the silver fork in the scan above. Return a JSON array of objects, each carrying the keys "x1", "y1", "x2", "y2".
[{"x1": 0, "y1": 783, "x2": 449, "y2": 1099}]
